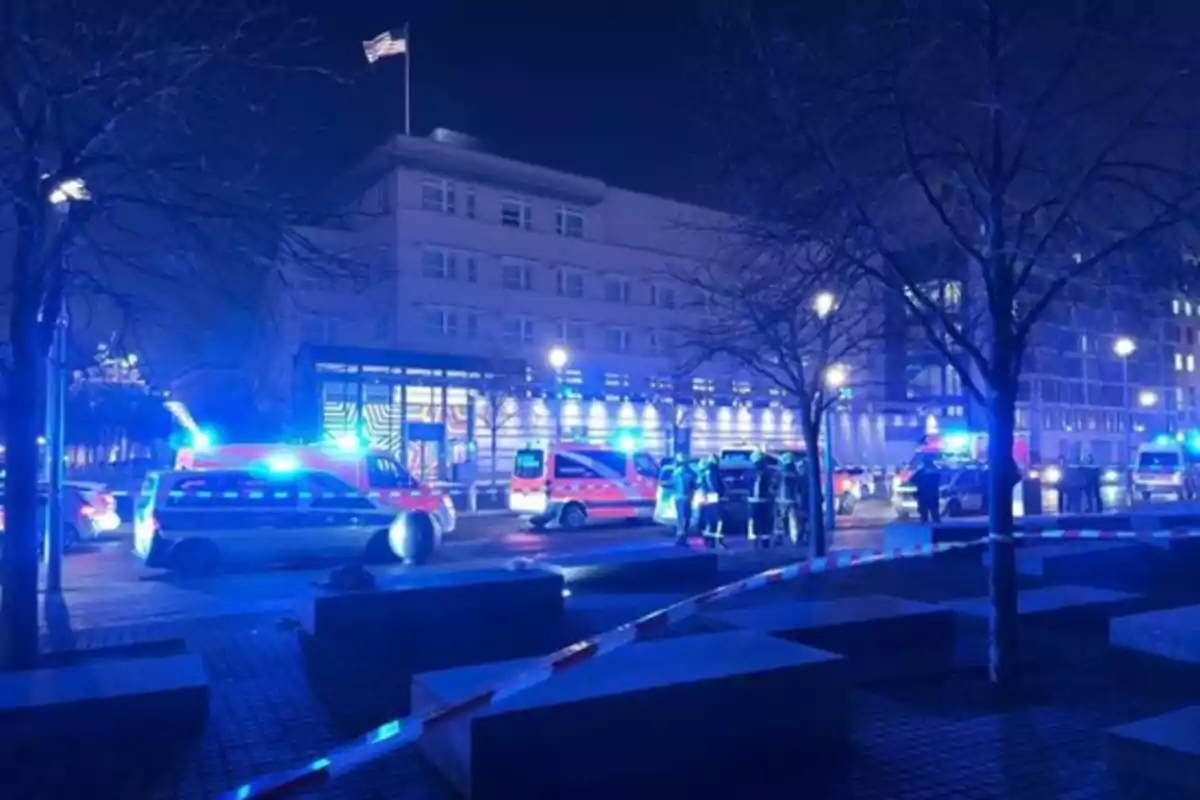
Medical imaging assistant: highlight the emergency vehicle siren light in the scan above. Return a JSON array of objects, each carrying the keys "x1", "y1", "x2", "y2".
[
  {"x1": 941, "y1": 433, "x2": 971, "y2": 453},
  {"x1": 192, "y1": 428, "x2": 215, "y2": 451},
  {"x1": 1155, "y1": 434, "x2": 1175, "y2": 446},
  {"x1": 266, "y1": 452, "x2": 302, "y2": 474}
]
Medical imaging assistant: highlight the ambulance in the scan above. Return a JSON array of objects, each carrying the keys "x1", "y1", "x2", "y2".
[
  {"x1": 508, "y1": 442, "x2": 660, "y2": 530},
  {"x1": 174, "y1": 441, "x2": 457, "y2": 535}
]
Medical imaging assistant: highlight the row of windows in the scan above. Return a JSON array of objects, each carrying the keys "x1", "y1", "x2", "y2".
[
  {"x1": 419, "y1": 246, "x2": 681, "y2": 307},
  {"x1": 421, "y1": 178, "x2": 586, "y2": 238},
  {"x1": 421, "y1": 308, "x2": 676, "y2": 354}
]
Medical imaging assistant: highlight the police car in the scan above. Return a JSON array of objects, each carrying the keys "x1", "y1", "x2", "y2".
[{"x1": 134, "y1": 467, "x2": 440, "y2": 575}]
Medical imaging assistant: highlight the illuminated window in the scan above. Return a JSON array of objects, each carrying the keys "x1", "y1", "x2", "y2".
[
  {"x1": 421, "y1": 178, "x2": 456, "y2": 213},
  {"x1": 1188, "y1": 301, "x2": 1195, "y2": 317},
  {"x1": 501, "y1": 197, "x2": 532, "y2": 230},
  {"x1": 555, "y1": 207, "x2": 585, "y2": 238},
  {"x1": 1176, "y1": 353, "x2": 1185, "y2": 372},
  {"x1": 1189, "y1": 354, "x2": 1196, "y2": 373},
  {"x1": 1174, "y1": 298, "x2": 1182, "y2": 315}
]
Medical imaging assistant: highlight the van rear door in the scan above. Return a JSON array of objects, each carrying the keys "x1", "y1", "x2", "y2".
[{"x1": 509, "y1": 448, "x2": 549, "y2": 515}]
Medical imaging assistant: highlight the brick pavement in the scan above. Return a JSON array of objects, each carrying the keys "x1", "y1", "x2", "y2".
[{"x1": 10, "y1": 538, "x2": 1199, "y2": 799}]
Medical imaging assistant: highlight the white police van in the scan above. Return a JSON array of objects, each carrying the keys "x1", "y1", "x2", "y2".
[{"x1": 134, "y1": 467, "x2": 439, "y2": 575}]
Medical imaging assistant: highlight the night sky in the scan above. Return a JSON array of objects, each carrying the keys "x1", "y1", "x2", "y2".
[{"x1": 291, "y1": 0, "x2": 717, "y2": 202}]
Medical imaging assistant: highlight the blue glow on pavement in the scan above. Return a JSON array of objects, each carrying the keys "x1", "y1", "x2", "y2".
[
  {"x1": 368, "y1": 721, "x2": 401, "y2": 744},
  {"x1": 266, "y1": 452, "x2": 301, "y2": 473}
]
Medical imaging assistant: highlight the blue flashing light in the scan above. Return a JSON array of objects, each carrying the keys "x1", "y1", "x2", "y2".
[
  {"x1": 941, "y1": 433, "x2": 971, "y2": 453},
  {"x1": 266, "y1": 452, "x2": 301, "y2": 473},
  {"x1": 333, "y1": 432, "x2": 363, "y2": 453},
  {"x1": 192, "y1": 429, "x2": 215, "y2": 451},
  {"x1": 1155, "y1": 434, "x2": 1175, "y2": 446},
  {"x1": 612, "y1": 429, "x2": 641, "y2": 454},
  {"x1": 1186, "y1": 432, "x2": 1200, "y2": 453}
]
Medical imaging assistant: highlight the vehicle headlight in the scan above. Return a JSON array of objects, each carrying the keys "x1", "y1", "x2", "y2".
[
  {"x1": 1042, "y1": 465, "x2": 1062, "y2": 485},
  {"x1": 1102, "y1": 469, "x2": 1120, "y2": 484}
]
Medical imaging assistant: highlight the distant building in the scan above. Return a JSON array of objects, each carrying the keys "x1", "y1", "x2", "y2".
[{"x1": 273, "y1": 131, "x2": 1188, "y2": 478}]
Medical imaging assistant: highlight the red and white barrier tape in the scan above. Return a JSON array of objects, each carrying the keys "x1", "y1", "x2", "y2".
[
  {"x1": 216, "y1": 526, "x2": 1200, "y2": 799},
  {"x1": 215, "y1": 538, "x2": 974, "y2": 800}
]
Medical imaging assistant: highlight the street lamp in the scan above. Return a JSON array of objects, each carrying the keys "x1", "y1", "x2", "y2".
[
  {"x1": 1138, "y1": 390, "x2": 1158, "y2": 408},
  {"x1": 822, "y1": 363, "x2": 850, "y2": 540},
  {"x1": 547, "y1": 346, "x2": 569, "y2": 441},
  {"x1": 813, "y1": 291, "x2": 836, "y2": 319},
  {"x1": 1113, "y1": 336, "x2": 1137, "y2": 503}
]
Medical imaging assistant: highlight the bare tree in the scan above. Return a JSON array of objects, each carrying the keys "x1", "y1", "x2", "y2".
[
  {"x1": 0, "y1": 0, "x2": 357, "y2": 668},
  {"x1": 477, "y1": 373, "x2": 523, "y2": 486},
  {"x1": 672, "y1": 243, "x2": 878, "y2": 555},
  {"x1": 710, "y1": 0, "x2": 1200, "y2": 688}
]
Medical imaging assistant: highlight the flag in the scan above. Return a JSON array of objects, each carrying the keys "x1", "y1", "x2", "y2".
[{"x1": 363, "y1": 26, "x2": 408, "y2": 64}]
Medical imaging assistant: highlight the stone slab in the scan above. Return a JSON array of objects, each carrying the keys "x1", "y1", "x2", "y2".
[
  {"x1": 942, "y1": 585, "x2": 1143, "y2": 626},
  {"x1": 412, "y1": 629, "x2": 846, "y2": 799},
  {"x1": 703, "y1": 594, "x2": 955, "y2": 680},
  {"x1": 1110, "y1": 604, "x2": 1200, "y2": 665},
  {"x1": 539, "y1": 546, "x2": 718, "y2": 589},
  {"x1": 313, "y1": 566, "x2": 565, "y2": 672},
  {"x1": 980, "y1": 540, "x2": 1162, "y2": 580},
  {"x1": 1108, "y1": 706, "x2": 1200, "y2": 797},
  {"x1": 0, "y1": 653, "x2": 208, "y2": 752}
]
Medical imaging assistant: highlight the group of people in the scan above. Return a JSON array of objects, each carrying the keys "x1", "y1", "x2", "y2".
[
  {"x1": 667, "y1": 451, "x2": 811, "y2": 550},
  {"x1": 1053, "y1": 455, "x2": 1105, "y2": 513}
]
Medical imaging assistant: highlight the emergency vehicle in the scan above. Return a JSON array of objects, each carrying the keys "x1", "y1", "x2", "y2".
[
  {"x1": 1132, "y1": 441, "x2": 1199, "y2": 501},
  {"x1": 174, "y1": 441, "x2": 456, "y2": 535},
  {"x1": 892, "y1": 431, "x2": 1030, "y2": 495},
  {"x1": 508, "y1": 442, "x2": 660, "y2": 530},
  {"x1": 721, "y1": 447, "x2": 863, "y2": 515}
]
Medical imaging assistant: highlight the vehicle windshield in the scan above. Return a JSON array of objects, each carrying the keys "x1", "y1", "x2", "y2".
[
  {"x1": 1138, "y1": 451, "x2": 1181, "y2": 470},
  {"x1": 365, "y1": 455, "x2": 416, "y2": 489},
  {"x1": 513, "y1": 449, "x2": 546, "y2": 479}
]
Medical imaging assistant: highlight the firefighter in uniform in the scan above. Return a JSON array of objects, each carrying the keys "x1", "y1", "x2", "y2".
[
  {"x1": 672, "y1": 456, "x2": 698, "y2": 546},
  {"x1": 776, "y1": 452, "x2": 802, "y2": 545},
  {"x1": 747, "y1": 450, "x2": 776, "y2": 548},
  {"x1": 698, "y1": 455, "x2": 728, "y2": 550}
]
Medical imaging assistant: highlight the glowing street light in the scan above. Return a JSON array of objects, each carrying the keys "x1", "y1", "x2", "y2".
[
  {"x1": 1113, "y1": 336, "x2": 1136, "y2": 500},
  {"x1": 1138, "y1": 390, "x2": 1158, "y2": 408},
  {"x1": 1113, "y1": 337, "x2": 1136, "y2": 358},
  {"x1": 49, "y1": 177, "x2": 90, "y2": 205},
  {"x1": 825, "y1": 363, "x2": 849, "y2": 389},
  {"x1": 813, "y1": 292, "x2": 836, "y2": 319},
  {"x1": 547, "y1": 346, "x2": 569, "y2": 371},
  {"x1": 821, "y1": 362, "x2": 850, "y2": 536}
]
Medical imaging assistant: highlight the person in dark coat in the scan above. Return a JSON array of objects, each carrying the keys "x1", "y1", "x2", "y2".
[
  {"x1": 913, "y1": 454, "x2": 942, "y2": 523},
  {"x1": 671, "y1": 457, "x2": 698, "y2": 545},
  {"x1": 747, "y1": 451, "x2": 776, "y2": 548},
  {"x1": 1082, "y1": 454, "x2": 1102, "y2": 513},
  {"x1": 697, "y1": 455, "x2": 728, "y2": 550}
]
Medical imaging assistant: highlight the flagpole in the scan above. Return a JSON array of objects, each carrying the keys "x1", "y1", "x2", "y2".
[{"x1": 404, "y1": 25, "x2": 411, "y2": 136}]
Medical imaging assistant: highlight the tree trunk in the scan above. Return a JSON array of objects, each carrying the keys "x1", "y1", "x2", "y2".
[
  {"x1": 803, "y1": 420, "x2": 826, "y2": 557},
  {"x1": 1, "y1": 310, "x2": 46, "y2": 670},
  {"x1": 986, "y1": 383, "x2": 1020, "y2": 691}
]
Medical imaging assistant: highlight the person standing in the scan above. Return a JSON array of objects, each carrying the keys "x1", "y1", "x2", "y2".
[
  {"x1": 698, "y1": 455, "x2": 728, "y2": 550},
  {"x1": 747, "y1": 451, "x2": 776, "y2": 548},
  {"x1": 776, "y1": 453, "x2": 801, "y2": 545},
  {"x1": 672, "y1": 457, "x2": 698, "y2": 545},
  {"x1": 1082, "y1": 454, "x2": 1102, "y2": 513},
  {"x1": 914, "y1": 454, "x2": 942, "y2": 523}
]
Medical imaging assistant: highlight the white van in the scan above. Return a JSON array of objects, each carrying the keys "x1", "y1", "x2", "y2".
[{"x1": 1133, "y1": 443, "x2": 1196, "y2": 501}]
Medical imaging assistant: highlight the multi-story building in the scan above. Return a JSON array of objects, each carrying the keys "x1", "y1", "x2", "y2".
[{"x1": 273, "y1": 130, "x2": 1189, "y2": 478}]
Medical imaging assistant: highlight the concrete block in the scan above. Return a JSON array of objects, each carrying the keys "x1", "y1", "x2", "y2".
[
  {"x1": 1108, "y1": 706, "x2": 1200, "y2": 797},
  {"x1": 704, "y1": 594, "x2": 955, "y2": 680},
  {"x1": 0, "y1": 653, "x2": 208, "y2": 753},
  {"x1": 942, "y1": 585, "x2": 1143, "y2": 628},
  {"x1": 313, "y1": 567, "x2": 565, "y2": 672},
  {"x1": 539, "y1": 546, "x2": 718, "y2": 590},
  {"x1": 1110, "y1": 604, "x2": 1200, "y2": 665},
  {"x1": 980, "y1": 541, "x2": 1163, "y2": 587},
  {"x1": 412, "y1": 629, "x2": 846, "y2": 799}
]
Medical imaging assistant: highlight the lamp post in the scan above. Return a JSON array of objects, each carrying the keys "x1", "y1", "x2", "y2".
[
  {"x1": 547, "y1": 346, "x2": 569, "y2": 441},
  {"x1": 823, "y1": 363, "x2": 849, "y2": 535},
  {"x1": 1113, "y1": 336, "x2": 1136, "y2": 504}
]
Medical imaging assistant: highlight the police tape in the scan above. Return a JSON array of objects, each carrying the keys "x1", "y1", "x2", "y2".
[{"x1": 215, "y1": 537, "x2": 979, "y2": 800}]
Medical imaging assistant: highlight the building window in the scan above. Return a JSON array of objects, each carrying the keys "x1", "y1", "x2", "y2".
[
  {"x1": 555, "y1": 206, "x2": 584, "y2": 238},
  {"x1": 557, "y1": 320, "x2": 586, "y2": 350},
  {"x1": 423, "y1": 308, "x2": 459, "y2": 337},
  {"x1": 650, "y1": 284, "x2": 676, "y2": 309},
  {"x1": 502, "y1": 316, "x2": 536, "y2": 345},
  {"x1": 421, "y1": 178, "x2": 456, "y2": 214},
  {"x1": 501, "y1": 258, "x2": 535, "y2": 290},
  {"x1": 556, "y1": 267, "x2": 585, "y2": 298},
  {"x1": 603, "y1": 327, "x2": 631, "y2": 353},
  {"x1": 501, "y1": 197, "x2": 532, "y2": 230},
  {"x1": 465, "y1": 256, "x2": 478, "y2": 283},
  {"x1": 466, "y1": 313, "x2": 479, "y2": 339},
  {"x1": 605, "y1": 276, "x2": 631, "y2": 304},
  {"x1": 649, "y1": 330, "x2": 674, "y2": 353},
  {"x1": 1177, "y1": 352, "x2": 1186, "y2": 372},
  {"x1": 421, "y1": 248, "x2": 456, "y2": 280},
  {"x1": 1189, "y1": 354, "x2": 1196, "y2": 373},
  {"x1": 465, "y1": 189, "x2": 476, "y2": 220},
  {"x1": 1174, "y1": 298, "x2": 1182, "y2": 315}
]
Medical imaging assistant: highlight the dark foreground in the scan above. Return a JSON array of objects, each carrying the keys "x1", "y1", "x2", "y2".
[{"x1": 5, "y1": 536, "x2": 1200, "y2": 800}]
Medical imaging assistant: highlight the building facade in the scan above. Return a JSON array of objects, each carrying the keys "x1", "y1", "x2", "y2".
[{"x1": 276, "y1": 130, "x2": 1189, "y2": 479}]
